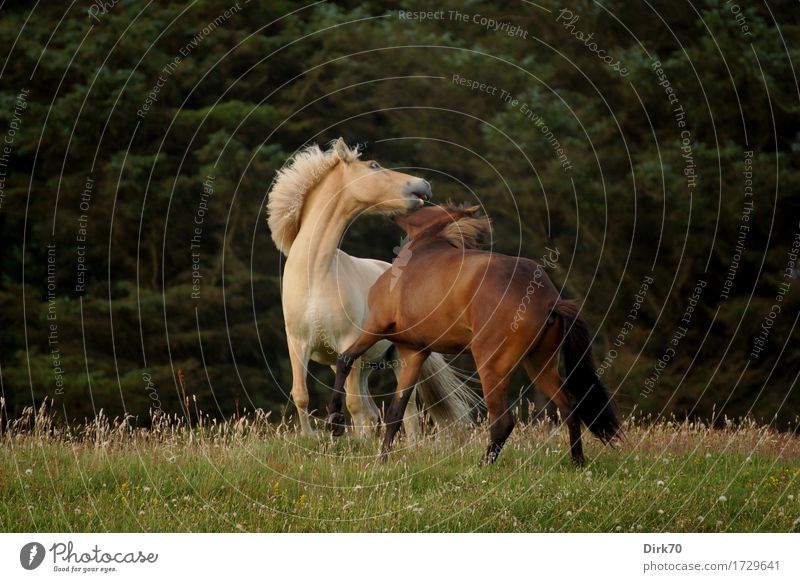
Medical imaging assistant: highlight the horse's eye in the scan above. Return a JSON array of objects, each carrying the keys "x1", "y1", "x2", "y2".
[{"x1": 369, "y1": 161, "x2": 380, "y2": 170}]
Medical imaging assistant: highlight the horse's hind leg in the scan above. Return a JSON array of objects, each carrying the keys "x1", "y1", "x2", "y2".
[
  {"x1": 287, "y1": 335, "x2": 315, "y2": 435},
  {"x1": 523, "y1": 357, "x2": 584, "y2": 466},
  {"x1": 401, "y1": 389, "x2": 420, "y2": 445},
  {"x1": 388, "y1": 350, "x2": 420, "y2": 443},
  {"x1": 346, "y1": 363, "x2": 380, "y2": 437}
]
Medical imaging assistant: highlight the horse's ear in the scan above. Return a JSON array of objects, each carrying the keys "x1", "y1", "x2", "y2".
[
  {"x1": 464, "y1": 204, "x2": 482, "y2": 217},
  {"x1": 334, "y1": 138, "x2": 351, "y2": 162}
]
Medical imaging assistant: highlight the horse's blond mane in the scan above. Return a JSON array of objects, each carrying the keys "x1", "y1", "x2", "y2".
[{"x1": 267, "y1": 140, "x2": 361, "y2": 255}]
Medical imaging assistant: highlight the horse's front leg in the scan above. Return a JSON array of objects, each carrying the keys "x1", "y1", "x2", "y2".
[
  {"x1": 326, "y1": 332, "x2": 381, "y2": 436},
  {"x1": 287, "y1": 335, "x2": 315, "y2": 435},
  {"x1": 381, "y1": 347, "x2": 429, "y2": 459}
]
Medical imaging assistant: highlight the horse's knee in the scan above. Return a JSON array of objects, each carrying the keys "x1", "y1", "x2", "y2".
[{"x1": 291, "y1": 387, "x2": 309, "y2": 410}]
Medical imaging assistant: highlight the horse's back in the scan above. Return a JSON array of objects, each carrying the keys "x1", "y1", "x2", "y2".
[{"x1": 376, "y1": 245, "x2": 559, "y2": 352}]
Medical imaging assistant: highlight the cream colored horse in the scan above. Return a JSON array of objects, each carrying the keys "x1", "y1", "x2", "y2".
[{"x1": 267, "y1": 138, "x2": 476, "y2": 437}]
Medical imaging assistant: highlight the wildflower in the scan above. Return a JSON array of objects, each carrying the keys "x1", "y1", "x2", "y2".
[
  {"x1": 718, "y1": 495, "x2": 727, "y2": 502},
  {"x1": 138, "y1": 510, "x2": 145, "y2": 516},
  {"x1": 656, "y1": 480, "x2": 665, "y2": 487},
  {"x1": 662, "y1": 457, "x2": 670, "y2": 465},
  {"x1": 657, "y1": 509, "x2": 665, "y2": 515},
  {"x1": 74, "y1": 508, "x2": 82, "y2": 515},
  {"x1": 789, "y1": 494, "x2": 795, "y2": 501},
  {"x1": 566, "y1": 511, "x2": 573, "y2": 517},
  {"x1": 143, "y1": 486, "x2": 151, "y2": 493},
  {"x1": 705, "y1": 452, "x2": 712, "y2": 459},
  {"x1": 697, "y1": 515, "x2": 704, "y2": 522},
  {"x1": 615, "y1": 525, "x2": 622, "y2": 531},
  {"x1": 25, "y1": 468, "x2": 33, "y2": 476}
]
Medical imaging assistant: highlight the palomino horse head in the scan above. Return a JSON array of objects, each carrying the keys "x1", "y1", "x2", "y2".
[
  {"x1": 267, "y1": 138, "x2": 433, "y2": 256},
  {"x1": 331, "y1": 138, "x2": 431, "y2": 214}
]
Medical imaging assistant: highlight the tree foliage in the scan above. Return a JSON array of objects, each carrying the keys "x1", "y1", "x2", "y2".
[{"x1": 0, "y1": 0, "x2": 798, "y2": 429}]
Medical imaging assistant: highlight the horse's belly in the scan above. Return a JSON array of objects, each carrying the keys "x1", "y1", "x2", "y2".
[
  {"x1": 309, "y1": 346, "x2": 338, "y2": 366},
  {"x1": 310, "y1": 337, "x2": 390, "y2": 366},
  {"x1": 393, "y1": 320, "x2": 472, "y2": 354}
]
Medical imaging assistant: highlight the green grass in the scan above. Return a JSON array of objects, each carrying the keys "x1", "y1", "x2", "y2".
[{"x1": 2, "y1": 406, "x2": 798, "y2": 532}]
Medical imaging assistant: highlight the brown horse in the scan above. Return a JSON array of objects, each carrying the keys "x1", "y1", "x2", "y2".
[{"x1": 326, "y1": 203, "x2": 621, "y2": 465}]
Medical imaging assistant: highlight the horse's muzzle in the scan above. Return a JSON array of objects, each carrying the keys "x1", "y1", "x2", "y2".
[{"x1": 404, "y1": 179, "x2": 432, "y2": 202}]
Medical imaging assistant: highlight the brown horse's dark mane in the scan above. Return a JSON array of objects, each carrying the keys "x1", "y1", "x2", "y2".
[{"x1": 417, "y1": 203, "x2": 492, "y2": 250}]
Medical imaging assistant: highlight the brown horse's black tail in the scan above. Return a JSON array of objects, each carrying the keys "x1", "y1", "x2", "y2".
[{"x1": 553, "y1": 299, "x2": 622, "y2": 443}]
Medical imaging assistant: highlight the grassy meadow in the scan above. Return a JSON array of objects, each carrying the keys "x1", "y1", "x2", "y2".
[{"x1": 2, "y1": 405, "x2": 799, "y2": 533}]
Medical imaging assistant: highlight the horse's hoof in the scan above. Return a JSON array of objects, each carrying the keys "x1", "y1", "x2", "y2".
[
  {"x1": 326, "y1": 412, "x2": 346, "y2": 437},
  {"x1": 571, "y1": 455, "x2": 587, "y2": 467},
  {"x1": 478, "y1": 453, "x2": 496, "y2": 467},
  {"x1": 480, "y1": 444, "x2": 501, "y2": 466}
]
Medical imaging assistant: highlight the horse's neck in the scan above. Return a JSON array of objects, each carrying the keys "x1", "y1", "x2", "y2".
[{"x1": 287, "y1": 178, "x2": 351, "y2": 277}]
